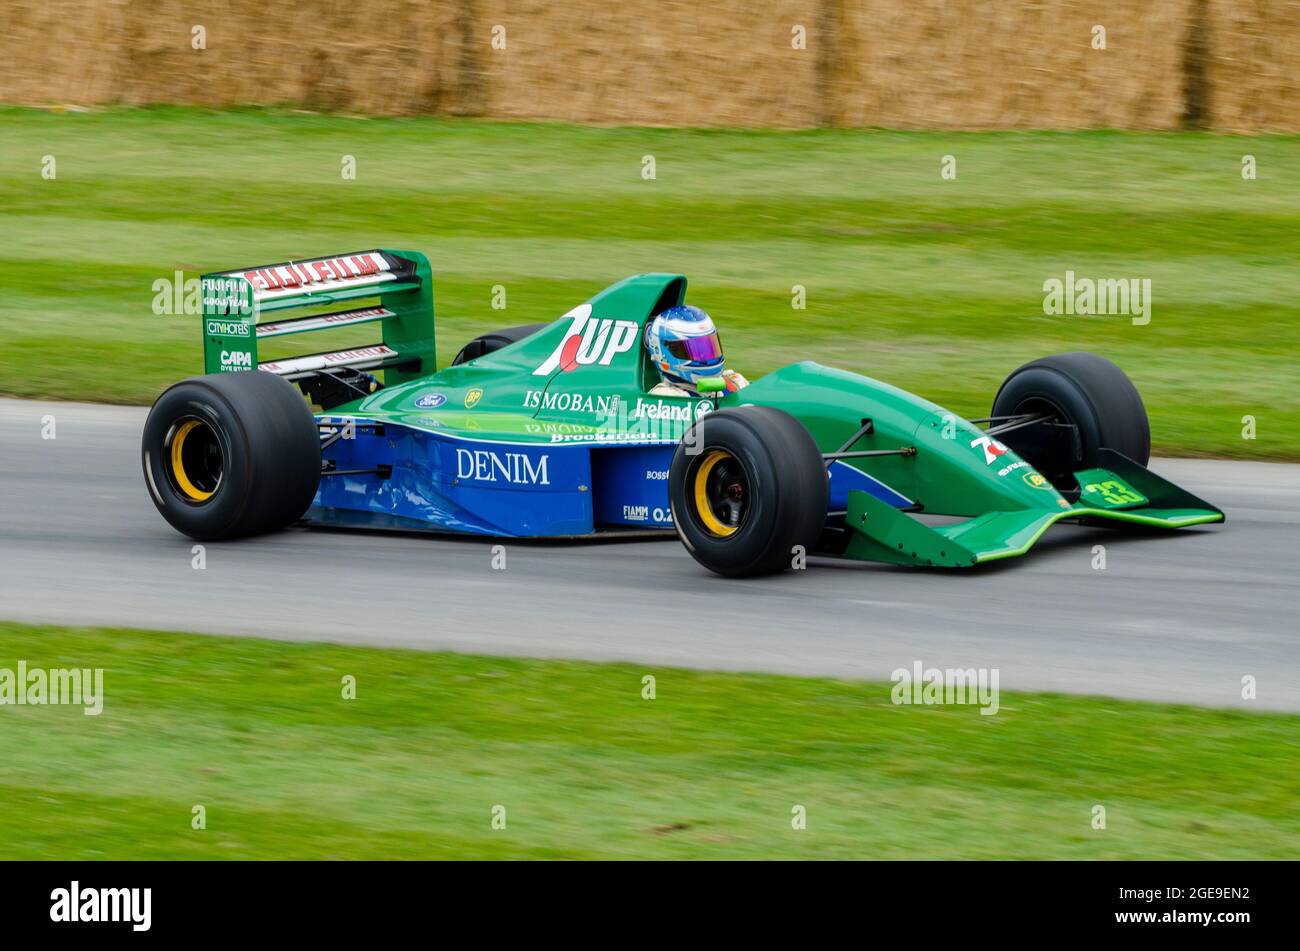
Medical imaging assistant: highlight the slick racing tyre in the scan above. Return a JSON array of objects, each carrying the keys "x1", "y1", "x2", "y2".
[
  {"x1": 670, "y1": 406, "x2": 828, "y2": 578},
  {"x1": 451, "y1": 323, "x2": 549, "y2": 366},
  {"x1": 142, "y1": 371, "x2": 321, "y2": 541},
  {"x1": 991, "y1": 352, "x2": 1150, "y2": 478}
]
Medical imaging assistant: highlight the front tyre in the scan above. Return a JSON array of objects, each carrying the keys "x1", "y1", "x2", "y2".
[
  {"x1": 669, "y1": 407, "x2": 828, "y2": 578},
  {"x1": 991, "y1": 352, "x2": 1150, "y2": 478},
  {"x1": 142, "y1": 371, "x2": 321, "y2": 540}
]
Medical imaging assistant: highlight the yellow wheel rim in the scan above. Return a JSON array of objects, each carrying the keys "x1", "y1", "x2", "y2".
[
  {"x1": 169, "y1": 419, "x2": 216, "y2": 502},
  {"x1": 692, "y1": 449, "x2": 741, "y2": 537}
]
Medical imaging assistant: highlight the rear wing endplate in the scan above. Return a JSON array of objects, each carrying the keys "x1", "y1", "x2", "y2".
[{"x1": 199, "y1": 249, "x2": 435, "y2": 385}]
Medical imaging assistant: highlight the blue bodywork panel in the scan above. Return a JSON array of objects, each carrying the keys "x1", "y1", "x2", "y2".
[
  {"x1": 590, "y1": 444, "x2": 677, "y2": 528},
  {"x1": 827, "y1": 460, "x2": 914, "y2": 510},
  {"x1": 315, "y1": 419, "x2": 593, "y2": 536},
  {"x1": 312, "y1": 418, "x2": 911, "y2": 537}
]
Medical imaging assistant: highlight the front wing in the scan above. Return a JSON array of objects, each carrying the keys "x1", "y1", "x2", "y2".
[{"x1": 839, "y1": 449, "x2": 1224, "y2": 568}]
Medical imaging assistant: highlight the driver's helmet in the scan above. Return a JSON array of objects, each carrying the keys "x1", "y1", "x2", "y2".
[{"x1": 645, "y1": 305, "x2": 725, "y2": 390}]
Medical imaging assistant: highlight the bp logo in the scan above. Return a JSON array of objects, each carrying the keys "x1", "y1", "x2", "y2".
[
  {"x1": 1023, "y1": 471, "x2": 1052, "y2": 490},
  {"x1": 415, "y1": 393, "x2": 446, "y2": 409},
  {"x1": 464, "y1": 388, "x2": 484, "y2": 409}
]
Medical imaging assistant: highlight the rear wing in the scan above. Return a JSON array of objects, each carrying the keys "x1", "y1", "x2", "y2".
[{"x1": 199, "y1": 249, "x2": 435, "y2": 386}]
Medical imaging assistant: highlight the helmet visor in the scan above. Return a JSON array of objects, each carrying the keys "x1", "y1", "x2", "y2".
[{"x1": 666, "y1": 333, "x2": 722, "y2": 363}]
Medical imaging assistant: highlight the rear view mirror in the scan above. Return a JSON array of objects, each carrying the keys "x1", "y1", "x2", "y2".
[{"x1": 695, "y1": 376, "x2": 726, "y2": 394}]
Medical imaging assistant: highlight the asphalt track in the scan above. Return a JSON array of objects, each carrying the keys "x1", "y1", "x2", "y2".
[{"x1": 1, "y1": 398, "x2": 1296, "y2": 711}]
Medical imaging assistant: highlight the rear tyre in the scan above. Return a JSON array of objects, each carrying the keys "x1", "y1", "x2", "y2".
[
  {"x1": 142, "y1": 372, "x2": 321, "y2": 540},
  {"x1": 669, "y1": 407, "x2": 828, "y2": 577},
  {"x1": 991, "y1": 352, "x2": 1150, "y2": 478},
  {"x1": 451, "y1": 323, "x2": 549, "y2": 366}
]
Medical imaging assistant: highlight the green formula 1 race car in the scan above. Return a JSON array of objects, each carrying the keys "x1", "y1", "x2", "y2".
[{"x1": 141, "y1": 248, "x2": 1223, "y2": 576}]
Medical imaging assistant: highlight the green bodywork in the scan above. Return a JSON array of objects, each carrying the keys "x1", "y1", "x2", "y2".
[
  {"x1": 198, "y1": 255, "x2": 1223, "y2": 565},
  {"x1": 731, "y1": 363, "x2": 1223, "y2": 566}
]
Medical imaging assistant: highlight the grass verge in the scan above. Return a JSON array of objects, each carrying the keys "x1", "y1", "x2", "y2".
[
  {"x1": 1, "y1": 622, "x2": 1297, "y2": 859},
  {"x1": 1, "y1": 108, "x2": 1298, "y2": 457}
]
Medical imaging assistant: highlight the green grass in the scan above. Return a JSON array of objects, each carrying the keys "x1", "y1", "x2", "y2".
[
  {"x1": 1, "y1": 622, "x2": 1297, "y2": 859},
  {"x1": 2, "y1": 106, "x2": 1298, "y2": 457}
]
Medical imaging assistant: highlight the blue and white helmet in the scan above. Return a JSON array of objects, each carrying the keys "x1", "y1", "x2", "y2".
[{"x1": 645, "y1": 305, "x2": 725, "y2": 390}]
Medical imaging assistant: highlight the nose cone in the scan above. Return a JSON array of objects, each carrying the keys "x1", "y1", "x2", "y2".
[{"x1": 912, "y1": 412, "x2": 1070, "y2": 516}]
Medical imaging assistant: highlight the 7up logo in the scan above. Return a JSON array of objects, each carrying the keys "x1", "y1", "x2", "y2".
[
  {"x1": 534, "y1": 303, "x2": 639, "y2": 376},
  {"x1": 970, "y1": 434, "x2": 1009, "y2": 465}
]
